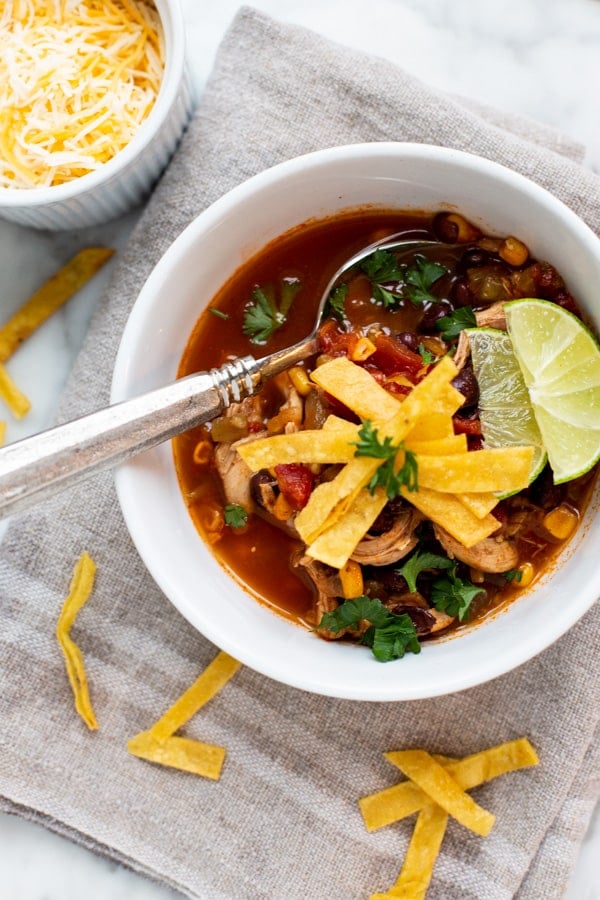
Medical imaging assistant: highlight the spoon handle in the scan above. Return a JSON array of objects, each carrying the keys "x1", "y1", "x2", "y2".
[{"x1": 0, "y1": 356, "x2": 260, "y2": 520}]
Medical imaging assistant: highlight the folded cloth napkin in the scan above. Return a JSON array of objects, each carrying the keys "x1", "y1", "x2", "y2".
[{"x1": 1, "y1": 8, "x2": 599, "y2": 899}]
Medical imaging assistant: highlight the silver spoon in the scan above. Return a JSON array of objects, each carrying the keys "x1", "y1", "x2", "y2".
[{"x1": 0, "y1": 238, "x2": 442, "y2": 519}]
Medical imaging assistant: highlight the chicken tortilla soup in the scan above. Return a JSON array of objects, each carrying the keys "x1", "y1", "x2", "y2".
[{"x1": 173, "y1": 208, "x2": 599, "y2": 663}]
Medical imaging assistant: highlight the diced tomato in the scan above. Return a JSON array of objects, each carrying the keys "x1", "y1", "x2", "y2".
[
  {"x1": 453, "y1": 413, "x2": 482, "y2": 436},
  {"x1": 370, "y1": 333, "x2": 423, "y2": 377},
  {"x1": 317, "y1": 321, "x2": 359, "y2": 357},
  {"x1": 274, "y1": 463, "x2": 315, "y2": 511}
]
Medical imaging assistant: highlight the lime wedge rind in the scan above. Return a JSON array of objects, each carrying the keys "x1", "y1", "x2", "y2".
[{"x1": 505, "y1": 298, "x2": 600, "y2": 483}]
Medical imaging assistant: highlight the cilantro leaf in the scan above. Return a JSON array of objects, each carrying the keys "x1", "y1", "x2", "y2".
[
  {"x1": 403, "y1": 256, "x2": 448, "y2": 305},
  {"x1": 353, "y1": 420, "x2": 397, "y2": 459},
  {"x1": 353, "y1": 421, "x2": 419, "y2": 498},
  {"x1": 325, "y1": 283, "x2": 349, "y2": 321},
  {"x1": 417, "y1": 342, "x2": 436, "y2": 365},
  {"x1": 317, "y1": 596, "x2": 421, "y2": 662},
  {"x1": 436, "y1": 306, "x2": 477, "y2": 341},
  {"x1": 367, "y1": 452, "x2": 418, "y2": 498},
  {"x1": 224, "y1": 503, "x2": 249, "y2": 529},
  {"x1": 242, "y1": 279, "x2": 301, "y2": 344},
  {"x1": 360, "y1": 249, "x2": 404, "y2": 284},
  {"x1": 318, "y1": 595, "x2": 390, "y2": 633},
  {"x1": 366, "y1": 617, "x2": 422, "y2": 662},
  {"x1": 360, "y1": 249, "x2": 405, "y2": 309},
  {"x1": 395, "y1": 550, "x2": 454, "y2": 593},
  {"x1": 372, "y1": 283, "x2": 404, "y2": 309},
  {"x1": 431, "y1": 566, "x2": 485, "y2": 621}
]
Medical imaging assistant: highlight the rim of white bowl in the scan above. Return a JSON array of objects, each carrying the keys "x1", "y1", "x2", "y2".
[
  {"x1": 112, "y1": 141, "x2": 600, "y2": 701},
  {"x1": 0, "y1": 0, "x2": 185, "y2": 207}
]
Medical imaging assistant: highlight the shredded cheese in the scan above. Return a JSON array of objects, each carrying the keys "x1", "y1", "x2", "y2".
[{"x1": 0, "y1": 0, "x2": 164, "y2": 188}]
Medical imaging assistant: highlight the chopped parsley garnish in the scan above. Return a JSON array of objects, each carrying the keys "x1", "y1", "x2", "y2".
[
  {"x1": 360, "y1": 248, "x2": 404, "y2": 284},
  {"x1": 403, "y1": 256, "x2": 448, "y2": 306},
  {"x1": 417, "y1": 342, "x2": 436, "y2": 365},
  {"x1": 352, "y1": 421, "x2": 418, "y2": 498},
  {"x1": 436, "y1": 306, "x2": 477, "y2": 341},
  {"x1": 395, "y1": 550, "x2": 454, "y2": 593},
  {"x1": 431, "y1": 565, "x2": 485, "y2": 622},
  {"x1": 317, "y1": 596, "x2": 421, "y2": 662},
  {"x1": 326, "y1": 283, "x2": 349, "y2": 321},
  {"x1": 358, "y1": 249, "x2": 447, "y2": 310},
  {"x1": 209, "y1": 308, "x2": 229, "y2": 320},
  {"x1": 359, "y1": 249, "x2": 405, "y2": 308},
  {"x1": 242, "y1": 278, "x2": 302, "y2": 344},
  {"x1": 223, "y1": 503, "x2": 249, "y2": 529}
]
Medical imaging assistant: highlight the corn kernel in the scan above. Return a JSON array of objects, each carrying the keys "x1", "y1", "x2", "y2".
[
  {"x1": 499, "y1": 236, "x2": 529, "y2": 267},
  {"x1": 350, "y1": 337, "x2": 376, "y2": 362},
  {"x1": 516, "y1": 562, "x2": 535, "y2": 588},
  {"x1": 542, "y1": 504, "x2": 579, "y2": 541},
  {"x1": 339, "y1": 560, "x2": 364, "y2": 599},
  {"x1": 288, "y1": 366, "x2": 313, "y2": 396}
]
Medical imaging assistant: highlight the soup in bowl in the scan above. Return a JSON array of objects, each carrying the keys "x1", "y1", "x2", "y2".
[{"x1": 112, "y1": 143, "x2": 600, "y2": 700}]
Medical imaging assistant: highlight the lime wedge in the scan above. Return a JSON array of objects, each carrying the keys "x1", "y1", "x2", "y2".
[
  {"x1": 465, "y1": 327, "x2": 547, "y2": 486},
  {"x1": 505, "y1": 298, "x2": 600, "y2": 483}
]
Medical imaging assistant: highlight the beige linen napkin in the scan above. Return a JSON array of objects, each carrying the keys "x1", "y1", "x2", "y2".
[{"x1": 1, "y1": 8, "x2": 599, "y2": 899}]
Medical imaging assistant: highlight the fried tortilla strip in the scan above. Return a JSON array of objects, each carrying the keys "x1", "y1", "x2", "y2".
[
  {"x1": 0, "y1": 421, "x2": 6, "y2": 444},
  {"x1": 127, "y1": 731, "x2": 226, "y2": 781},
  {"x1": 370, "y1": 803, "x2": 449, "y2": 900},
  {"x1": 416, "y1": 446, "x2": 534, "y2": 493},
  {"x1": 296, "y1": 358, "x2": 459, "y2": 544},
  {"x1": 56, "y1": 551, "x2": 98, "y2": 731},
  {"x1": 128, "y1": 651, "x2": 241, "y2": 780},
  {"x1": 407, "y1": 410, "x2": 455, "y2": 441},
  {"x1": 387, "y1": 749, "x2": 496, "y2": 836},
  {"x1": 307, "y1": 486, "x2": 388, "y2": 568},
  {"x1": 310, "y1": 356, "x2": 401, "y2": 422},
  {"x1": 360, "y1": 739, "x2": 538, "y2": 831},
  {"x1": 149, "y1": 651, "x2": 241, "y2": 741},
  {"x1": 405, "y1": 434, "x2": 468, "y2": 456},
  {"x1": 0, "y1": 248, "x2": 114, "y2": 362},
  {"x1": 403, "y1": 485, "x2": 500, "y2": 547},
  {"x1": 236, "y1": 428, "x2": 357, "y2": 470},
  {"x1": 457, "y1": 491, "x2": 500, "y2": 519},
  {"x1": 0, "y1": 362, "x2": 31, "y2": 418}
]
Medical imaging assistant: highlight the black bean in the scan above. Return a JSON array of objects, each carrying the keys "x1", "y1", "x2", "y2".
[
  {"x1": 452, "y1": 364, "x2": 479, "y2": 408},
  {"x1": 420, "y1": 299, "x2": 454, "y2": 331}
]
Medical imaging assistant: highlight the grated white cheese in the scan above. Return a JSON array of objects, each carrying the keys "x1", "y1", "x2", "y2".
[{"x1": 0, "y1": 0, "x2": 165, "y2": 188}]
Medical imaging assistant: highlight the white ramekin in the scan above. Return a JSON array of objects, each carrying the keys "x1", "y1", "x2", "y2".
[{"x1": 0, "y1": 0, "x2": 194, "y2": 231}]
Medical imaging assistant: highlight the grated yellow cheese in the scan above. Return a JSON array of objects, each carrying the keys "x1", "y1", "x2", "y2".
[{"x1": 0, "y1": 0, "x2": 164, "y2": 188}]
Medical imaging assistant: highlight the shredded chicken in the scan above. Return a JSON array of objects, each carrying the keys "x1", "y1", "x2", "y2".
[
  {"x1": 433, "y1": 524, "x2": 519, "y2": 573},
  {"x1": 351, "y1": 508, "x2": 422, "y2": 566},
  {"x1": 453, "y1": 330, "x2": 471, "y2": 372},
  {"x1": 475, "y1": 301, "x2": 507, "y2": 330},
  {"x1": 291, "y1": 551, "x2": 347, "y2": 635},
  {"x1": 214, "y1": 431, "x2": 267, "y2": 512},
  {"x1": 271, "y1": 372, "x2": 304, "y2": 433}
]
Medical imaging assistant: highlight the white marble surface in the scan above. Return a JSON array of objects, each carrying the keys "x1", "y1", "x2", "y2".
[{"x1": 1, "y1": 0, "x2": 599, "y2": 897}]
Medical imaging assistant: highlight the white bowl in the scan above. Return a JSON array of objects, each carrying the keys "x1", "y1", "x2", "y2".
[
  {"x1": 0, "y1": 0, "x2": 193, "y2": 231},
  {"x1": 112, "y1": 143, "x2": 600, "y2": 701}
]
